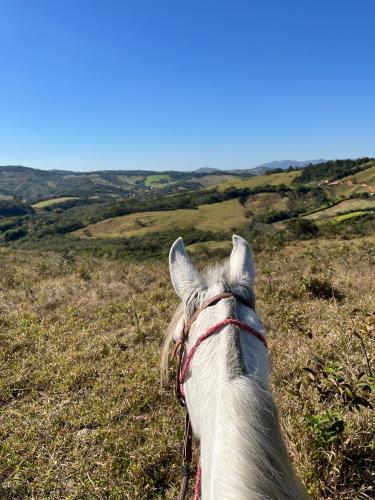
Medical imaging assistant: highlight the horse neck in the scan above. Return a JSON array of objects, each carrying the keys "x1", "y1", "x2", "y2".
[{"x1": 185, "y1": 299, "x2": 306, "y2": 500}]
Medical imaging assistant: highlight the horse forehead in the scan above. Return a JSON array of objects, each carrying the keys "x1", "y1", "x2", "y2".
[
  {"x1": 203, "y1": 282, "x2": 229, "y2": 300},
  {"x1": 199, "y1": 286, "x2": 235, "y2": 320}
]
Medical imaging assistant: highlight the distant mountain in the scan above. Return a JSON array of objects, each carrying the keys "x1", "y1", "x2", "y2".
[
  {"x1": 195, "y1": 159, "x2": 325, "y2": 176},
  {"x1": 193, "y1": 167, "x2": 222, "y2": 174}
]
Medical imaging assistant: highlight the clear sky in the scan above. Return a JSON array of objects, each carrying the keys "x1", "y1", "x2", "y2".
[{"x1": 1, "y1": 0, "x2": 374, "y2": 171}]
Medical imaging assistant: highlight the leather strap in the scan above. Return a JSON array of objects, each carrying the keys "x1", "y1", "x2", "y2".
[
  {"x1": 183, "y1": 292, "x2": 253, "y2": 337},
  {"x1": 177, "y1": 412, "x2": 193, "y2": 500}
]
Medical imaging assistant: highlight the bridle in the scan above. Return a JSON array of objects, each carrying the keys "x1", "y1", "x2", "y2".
[{"x1": 173, "y1": 291, "x2": 268, "y2": 500}]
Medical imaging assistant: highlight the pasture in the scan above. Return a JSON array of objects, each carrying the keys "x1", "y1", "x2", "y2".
[
  {"x1": 73, "y1": 199, "x2": 249, "y2": 239},
  {"x1": 32, "y1": 197, "x2": 80, "y2": 208},
  {"x1": 305, "y1": 198, "x2": 375, "y2": 221},
  {"x1": 217, "y1": 170, "x2": 300, "y2": 191},
  {"x1": 342, "y1": 163, "x2": 375, "y2": 186},
  {"x1": 0, "y1": 237, "x2": 374, "y2": 499}
]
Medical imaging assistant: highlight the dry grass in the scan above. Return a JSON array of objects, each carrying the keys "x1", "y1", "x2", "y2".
[
  {"x1": 0, "y1": 238, "x2": 374, "y2": 499},
  {"x1": 192, "y1": 174, "x2": 238, "y2": 187},
  {"x1": 73, "y1": 199, "x2": 249, "y2": 239},
  {"x1": 32, "y1": 197, "x2": 80, "y2": 208},
  {"x1": 217, "y1": 170, "x2": 300, "y2": 191},
  {"x1": 187, "y1": 240, "x2": 232, "y2": 254}
]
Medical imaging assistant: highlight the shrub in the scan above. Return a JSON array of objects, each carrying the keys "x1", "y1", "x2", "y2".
[
  {"x1": 4, "y1": 227, "x2": 27, "y2": 241},
  {"x1": 286, "y1": 219, "x2": 318, "y2": 239}
]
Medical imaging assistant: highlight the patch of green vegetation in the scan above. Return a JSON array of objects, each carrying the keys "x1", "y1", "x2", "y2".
[
  {"x1": 332, "y1": 211, "x2": 369, "y2": 223},
  {"x1": 144, "y1": 174, "x2": 170, "y2": 186},
  {"x1": 318, "y1": 212, "x2": 375, "y2": 237}
]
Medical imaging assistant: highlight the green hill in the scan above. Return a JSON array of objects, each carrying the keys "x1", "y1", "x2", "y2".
[{"x1": 1, "y1": 159, "x2": 374, "y2": 255}]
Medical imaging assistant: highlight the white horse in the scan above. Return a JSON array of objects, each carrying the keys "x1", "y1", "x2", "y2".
[{"x1": 163, "y1": 235, "x2": 307, "y2": 499}]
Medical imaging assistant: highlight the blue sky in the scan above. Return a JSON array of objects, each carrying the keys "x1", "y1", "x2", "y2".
[{"x1": 1, "y1": 0, "x2": 374, "y2": 171}]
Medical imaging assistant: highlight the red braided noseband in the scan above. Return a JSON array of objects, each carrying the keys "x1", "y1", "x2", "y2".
[{"x1": 179, "y1": 318, "x2": 267, "y2": 396}]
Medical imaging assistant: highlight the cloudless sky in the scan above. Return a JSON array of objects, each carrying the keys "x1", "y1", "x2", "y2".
[{"x1": 1, "y1": 0, "x2": 374, "y2": 171}]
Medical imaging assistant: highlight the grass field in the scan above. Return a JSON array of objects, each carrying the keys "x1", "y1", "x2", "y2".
[
  {"x1": 192, "y1": 174, "x2": 238, "y2": 187},
  {"x1": 0, "y1": 237, "x2": 374, "y2": 499},
  {"x1": 73, "y1": 199, "x2": 249, "y2": 238},
  {"x1": 217, "y1": 170, "x2": 300, "y2": 191},
  {"x1": 32, "y1": 197, "x2": 80, "y2": 208},
  {"x1": 342, "y1": 162, "x2": 375, "y2": 185},
  {"x1": 305, "y1": 198, "x2": 375, "y2": 220}
]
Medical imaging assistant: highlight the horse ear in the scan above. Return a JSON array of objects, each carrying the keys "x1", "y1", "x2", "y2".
[
  {"x1": 169, "y1": 237, "x2": 202, "y2": 301},
  {"x1": 229, "y1": 234, "x2": 255, "y2": 290}
]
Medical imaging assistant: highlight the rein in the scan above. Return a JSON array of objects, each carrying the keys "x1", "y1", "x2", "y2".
[{"x1": 174, "y1": 292, "x2": 267, "y2": 500}]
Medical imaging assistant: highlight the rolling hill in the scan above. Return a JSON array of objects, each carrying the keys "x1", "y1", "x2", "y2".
[
  {"x1": 0, "y1": 159, "x2": 323, "y2": 203},
  {"x1": 0, "y1": 158, "x2": 374, "y2": 256},
  {"x1": 73, "y1": 199, "x2": 249, "y2": 239}
]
